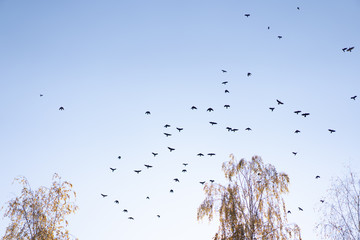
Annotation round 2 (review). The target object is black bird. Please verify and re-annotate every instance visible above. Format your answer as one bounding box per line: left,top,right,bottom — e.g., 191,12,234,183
294,130,300,134
269,107,275,111
40,94,43,97
298,207,303,211
199,181,206,185
225,89,230,93
342,47,348,52
59,107,64,111
144,164,153,169
157,215,160,218
174,178,180,182
297,7,300,10
170,189,174,193
222,81,228,85
123,209,128,213
176,127,183,132
152,152,158,157
351,95,357,100
276,99,284,105
209,180,215,183
191,106,197,110
197,153,204,157
231,128,239,132
134,170,142,174
128,217,134,220
268,26,270,30
278,36,283,39
183,163,188,166
347,47,355,52
294,110,301,114
224,104,230,109
164,133,172,137
245,128,252,131
209,121,217,125
207,108,214,112
320,200,325,203
226,127,232,131
146,196,150,199
292,152,297,156
164,124,171,128
244,14,250,17
328,129,336,133
168,147,175,152
208,153,216,157
316,175,320,179
247,72,252,77
302,113,310,117
114,200,119,204
110,168,116,172
182,169,187,173
221,70,227,73
287,210,291,214
101,194,108,198
145,111,151,115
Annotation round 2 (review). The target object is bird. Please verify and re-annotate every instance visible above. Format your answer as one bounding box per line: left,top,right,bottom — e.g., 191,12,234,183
114,200,119,204
146,196,150,199
287,210,291,214
168,147,175,152
123,209,128,213
292,152,297,156
302,113,310,117
197,153,204,157
134,170,142,174
226,127,232,131
207,108,214,112
40,94,43,97
269,107,275,111
225,89,230,93
276,99,284,105
294,110,301,114
222,81,228,85
59,107,64,111
268,26,270,30
176,127,183,132
347,47,355,52
351,95,357,100
247,72,252,77
199,181,206,185
224,104,230,109
101,194,108,198
328,129,336,133
320,200,325,203
128,217,134,220
244,14,250,17
298,207,303,211
183,163,188,166
170,189,174,193
316,175,321,179
221,70,227,73
110,168,116,172
208,153,215,157
157,215,160,218
145,111,151,115
191,106,197,110
164,133,172,137
182,169,187,173
152,152,158,157
144,164,153,169
164,124,171,128
342,47,348,52
294,130,301,134
245,128,252,131
209,121,217,125
174,178,180,182
209,180,215,183
278,36,283,39
297,7,300,10
231,128,239,132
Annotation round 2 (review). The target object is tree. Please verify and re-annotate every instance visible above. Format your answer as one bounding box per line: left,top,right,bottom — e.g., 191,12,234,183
315,168,360,240
197,155,301,240
1,173,78,240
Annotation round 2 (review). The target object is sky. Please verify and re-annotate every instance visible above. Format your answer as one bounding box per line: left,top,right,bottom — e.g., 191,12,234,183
0,0,359,239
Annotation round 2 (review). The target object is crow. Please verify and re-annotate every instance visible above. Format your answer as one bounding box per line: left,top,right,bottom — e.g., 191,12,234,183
164,133,172,137
199,181,206,185
59,107,64,111
225,89,230,93
146,196,150,199
183,163,188,166
191,106,197,110
176,127,183,132
278,36,283,39
209,121,217,125
157,215,160,218
294,110,301,114
145,111,151,115
118,156,122,160
123,209,128,213
207,108,214,112
287,210,291,214
182,169,187,173
294,130,300,134
351,95,357,100
292,152,297,156
114,200,119,204
174,178,180,182
297,7,300,10
144,164,153,169
222,81,228,85
110,168,116,172
245,128,252,131
269,107,275,111
164,124,171,128
226,127,232,131
342,47,348,52
276,99,284,105
268,26,270,30
231,128,239,132
40,94,43,97
208,153,216,157
128,217,134,220
224,104,230,109
197,153,204,157
222,70,227,73
134,170,141,174
244,14,250,17
328,129,336,133
168,147,175,152
302,113,310,117
320,200,325,203
152,152,158,157
170,189,174,193
209,180,215,183
347,47,355,52
247,72,252,77
315,175,320,179
298,207,303,211
101,194,108,198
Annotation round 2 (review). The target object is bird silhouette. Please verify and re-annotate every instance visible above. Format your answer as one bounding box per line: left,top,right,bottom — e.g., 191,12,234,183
174,178,180,182
164,133,172,137
164,124,171,128
224,104,230,109
297,7,300,10
157,215,160,218
247,72,252,77
294,130,301,134
276,99,284,105
268,26,270,30
176,127,183,132
245,128,252,131
59,107,64,111
222,81,228,85
123,209,128,213
225,89,230,93
221,70,227,73
328,129,336,133
191,106,197,110
144,164,153,169
315,175,320,179
145,111,151,115
114,200,119,204
244,14,250,17
278,36,283,39
101,194,108,198
199,181,206,185
182,169,187,173
40,94,43,97
351,95,357,100
302,113,310,117
287,210,291,214
292,152,297,156
298,207,303,211
226,127,232,131
168,147,175,152
294,110,301,114
183,163,188,166
342,47,348,52
134,170,142,174
269,107,275,111
197,153,204,157
110,168,116,172
320,200,325,203
207,108,214,112
208,153,215,157
209,121,217,125
209,180,215,183
231,128,239,132
347,47,355,52
146,196,150,199
170,189,174,193
152,152,158,157
128,217,134,220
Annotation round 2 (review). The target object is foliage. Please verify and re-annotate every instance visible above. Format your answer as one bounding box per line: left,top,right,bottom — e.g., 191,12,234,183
1,173,78,240
197,155,301,240
315,168,360,240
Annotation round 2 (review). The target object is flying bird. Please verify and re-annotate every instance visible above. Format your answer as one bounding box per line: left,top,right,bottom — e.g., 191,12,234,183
294,130,301,134
347,47,355,52
197,153,204,157
351,95,357,100
182,169,187,173
40,94,43,97
134,170,141,174
287,210,291,214
164,124,171,128
164,133,172,137
298,207,303,211
269,107,275,111
146,196,150,199
224,104,230,109
320,200,325,203
183,163,188,166
342,47,348,52
245,128,252,131
222,81,228,85
315,175,320,179
176,127,183,132
152,152,158,157
276,99,284,105
174,178,180,182
191,106,197,110
59,107,64,111
208,153,216,157
199,181,206,185
170,189,174,193
221,70,227,73
225,89,230,93
209,180,215,183
168,147,175,152
268,26,270,30
110,168,116,172
128,217,134,220
294,110,301,114
302,113,310,117
157,215,160,218
123,209,128,213
244,14,250,17
278,36,283,39
231,128,239,132
328,129,336,133
247,72,252,77
209,121,217,125
226,127,232,131
145,111,151,115
207,108,214,112
144,164,153,169
114,200,119,204
292,152,297,156
101,194,108,198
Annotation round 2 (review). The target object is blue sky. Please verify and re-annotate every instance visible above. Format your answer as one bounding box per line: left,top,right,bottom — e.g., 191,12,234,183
1,0,359,239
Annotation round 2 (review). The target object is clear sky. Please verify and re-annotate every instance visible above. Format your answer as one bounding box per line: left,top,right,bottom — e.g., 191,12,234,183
0,0,359,239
